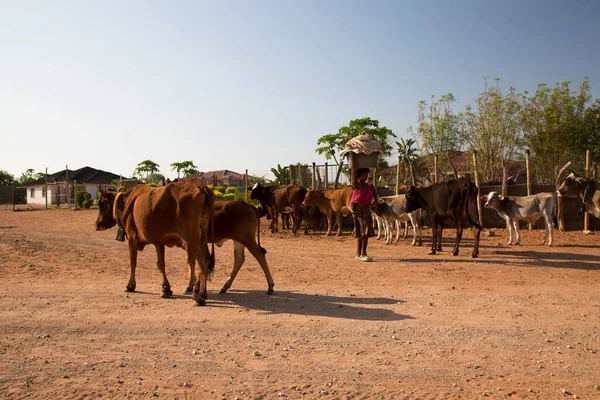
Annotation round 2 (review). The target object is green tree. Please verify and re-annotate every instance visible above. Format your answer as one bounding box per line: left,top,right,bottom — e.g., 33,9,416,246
270,164,287,185
17,169,43,186
582,99,600,168
396,137,419,185
0,170,16,186
170,161,199,179
520,78,591,183
133,160,160,183
315,117,397,166
462,78,523,183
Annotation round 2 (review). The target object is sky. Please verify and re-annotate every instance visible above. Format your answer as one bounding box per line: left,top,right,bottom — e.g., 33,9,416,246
1,0,599,180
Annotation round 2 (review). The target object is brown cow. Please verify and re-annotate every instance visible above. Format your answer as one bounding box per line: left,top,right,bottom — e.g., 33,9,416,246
95,181,215,305
302,187,355,236
250,183,307,234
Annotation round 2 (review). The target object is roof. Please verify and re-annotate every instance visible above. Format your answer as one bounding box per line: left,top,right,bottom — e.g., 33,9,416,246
25,167,122,186
193,170,245,182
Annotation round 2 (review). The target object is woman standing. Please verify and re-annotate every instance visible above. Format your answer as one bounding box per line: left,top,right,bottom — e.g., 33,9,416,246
351,168,377,261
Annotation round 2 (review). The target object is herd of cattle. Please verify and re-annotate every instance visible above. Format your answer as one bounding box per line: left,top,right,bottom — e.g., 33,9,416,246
94,171,599,305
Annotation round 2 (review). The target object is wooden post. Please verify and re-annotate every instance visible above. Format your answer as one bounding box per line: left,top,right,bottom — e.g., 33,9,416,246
311,162,316,190
333,160,343,189
395,156,401,195
244,169,249,202
324,162,329,190
525,150,533,230
288,164,294,185
584,149,591,233
555,161,572,232
45,167,48,210
433,154,438,183
472,151,483,227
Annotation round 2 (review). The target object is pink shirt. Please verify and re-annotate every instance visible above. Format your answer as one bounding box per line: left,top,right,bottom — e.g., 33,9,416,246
351,183,374,206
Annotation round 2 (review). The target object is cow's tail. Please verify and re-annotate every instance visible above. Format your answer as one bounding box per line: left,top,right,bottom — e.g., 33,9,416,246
552,193,559,229
465,183,482,230
204,187,215,275
256,207,267,254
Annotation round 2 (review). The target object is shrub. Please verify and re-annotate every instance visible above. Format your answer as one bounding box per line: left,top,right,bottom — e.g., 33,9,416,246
213,190,224,198
225,186,237,194
222,193,235,200
214,186,226,193
207,184,214,190
82,199,94,209
146,182,158,187
76,190,92,208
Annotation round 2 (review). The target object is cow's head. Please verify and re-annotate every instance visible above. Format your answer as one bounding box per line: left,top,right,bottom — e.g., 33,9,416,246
557,172,586,199
95,189,119,231
302,189,324,206
405,186,427,212
480,191,503,209
250,183,268,201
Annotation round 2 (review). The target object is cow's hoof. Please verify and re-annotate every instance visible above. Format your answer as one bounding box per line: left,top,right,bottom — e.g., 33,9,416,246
452,251,459,256
471,253,479,258
428,250,436,255
161,288,173,298
184,287,193,294
219,287,228,294
194,298,206,306
266,289,274,295
125,285,136,292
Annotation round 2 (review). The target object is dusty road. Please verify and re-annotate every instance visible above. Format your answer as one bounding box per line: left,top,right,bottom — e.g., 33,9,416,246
1,209,599,399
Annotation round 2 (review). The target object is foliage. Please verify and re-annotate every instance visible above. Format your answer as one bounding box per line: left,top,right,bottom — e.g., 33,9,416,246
315,117,397,166
291,163,312,187
222,193,235,200
520,78,591,183
82,199,94,209
0,170,16,186
170,161,199,179
225,187,237,194
17,169,44,186
214,186,226,193
462,78,523,182
213,189,223,197
270,164,287,185
395,137,419,184
76,190,92,208
146,182,158,187
133,160,160,183
145,173,165,186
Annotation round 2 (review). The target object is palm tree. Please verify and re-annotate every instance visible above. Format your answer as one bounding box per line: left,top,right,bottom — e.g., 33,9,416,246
396,138,419,185
270,164,287,185
171,161,199,179
134,160,160,183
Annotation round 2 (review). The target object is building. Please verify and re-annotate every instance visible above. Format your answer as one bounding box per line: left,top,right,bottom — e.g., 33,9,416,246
24,166,122,206
193,170,247,187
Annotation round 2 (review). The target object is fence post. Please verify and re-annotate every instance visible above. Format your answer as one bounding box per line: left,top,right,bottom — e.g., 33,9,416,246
395,156,401,195
525,150,532,230
433,154,438,183
333,160,343,189
245,169,249,202
311,163,316,190
472,151,483,227
584,148,591,233
45,167,48,210
324,162,329,190
288,164,294,185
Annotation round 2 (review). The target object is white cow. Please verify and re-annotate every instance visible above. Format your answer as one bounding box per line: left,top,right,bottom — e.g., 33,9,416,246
373,195,423,246
481,191,556,246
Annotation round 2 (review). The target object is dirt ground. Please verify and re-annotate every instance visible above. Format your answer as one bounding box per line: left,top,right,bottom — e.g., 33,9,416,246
1,209,599,400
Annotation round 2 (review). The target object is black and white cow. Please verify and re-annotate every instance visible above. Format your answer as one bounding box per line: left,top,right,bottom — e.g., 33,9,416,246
557,172,600,219
481,191,556,246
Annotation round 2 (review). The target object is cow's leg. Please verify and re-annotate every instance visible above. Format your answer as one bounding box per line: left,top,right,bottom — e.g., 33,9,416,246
416,215,423,247
547,215,554,246
246,241,275,295
471,223,481,258
336,212,343,236
505,216,514,245
513,220,521,246
429,217,438,255
291,206,301,235
325,212,333,236
374,214,382,240
191,241,211,306
125,239,138,292
220,241,245,294
154,244,172,298
185,250,196,294
401,221,408,240
408,215,418,246
450,207,463,256
436,225,443,251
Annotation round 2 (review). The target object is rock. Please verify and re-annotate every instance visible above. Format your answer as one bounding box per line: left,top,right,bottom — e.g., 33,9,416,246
252,351,262,357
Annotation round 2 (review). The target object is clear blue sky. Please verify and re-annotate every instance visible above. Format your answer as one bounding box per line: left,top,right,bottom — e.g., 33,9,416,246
1,0,598,180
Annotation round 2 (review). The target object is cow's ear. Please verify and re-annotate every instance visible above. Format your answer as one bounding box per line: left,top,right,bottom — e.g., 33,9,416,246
480,195,488,201
575,177,587,184
498,195,504,200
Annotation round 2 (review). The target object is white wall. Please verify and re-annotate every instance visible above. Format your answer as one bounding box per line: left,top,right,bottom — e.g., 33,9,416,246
85,184,100,201
26,186,52,205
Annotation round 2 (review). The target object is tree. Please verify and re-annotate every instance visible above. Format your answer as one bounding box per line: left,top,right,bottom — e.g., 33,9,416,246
315,117,397,166
170,161,199,179
0,170,16,186
133,160,160,183
396,137,419,185
270,164,287,185
462,78,523,183
17,169,43,186
520,78,591,183
410,94,463,179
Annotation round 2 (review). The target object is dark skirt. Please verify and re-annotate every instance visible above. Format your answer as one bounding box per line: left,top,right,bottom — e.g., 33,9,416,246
352,203,375,238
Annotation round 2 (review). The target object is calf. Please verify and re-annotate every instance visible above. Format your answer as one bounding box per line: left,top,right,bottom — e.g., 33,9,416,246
405,178,481,257
557,172,600,218
302,187,354,236
250,183,307,234
373,195,423,246
481,191,556,246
